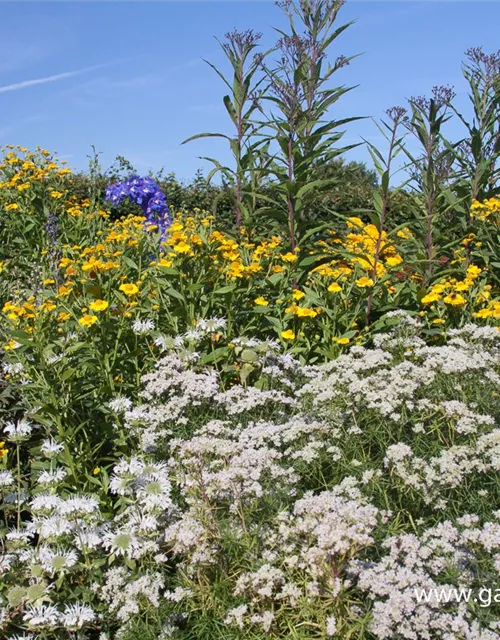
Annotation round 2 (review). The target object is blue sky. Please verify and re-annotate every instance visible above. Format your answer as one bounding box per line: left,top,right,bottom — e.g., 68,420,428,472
1,1,499,181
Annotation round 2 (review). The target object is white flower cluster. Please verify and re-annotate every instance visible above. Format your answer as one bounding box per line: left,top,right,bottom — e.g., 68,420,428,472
352,519,500,639
1,317,500,639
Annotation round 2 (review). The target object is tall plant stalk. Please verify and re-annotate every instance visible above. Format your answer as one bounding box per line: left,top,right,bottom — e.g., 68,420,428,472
404,87,456,284
183,30,267,231
451,47,500,205
258,0,360,250
365,107,408,325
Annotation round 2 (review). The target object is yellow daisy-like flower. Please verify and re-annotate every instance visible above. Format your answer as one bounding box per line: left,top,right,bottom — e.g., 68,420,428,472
328,282,342,293
89,300,109,312
281,252,298,263
466,264,482,279
432,283,447,294
295,307,318,318
385,255,403,267
5,203,19,211
355,276,374,288
57,312,71,322
78,314,98,327
473,308,493,319
254,297,269,306
431,318,446,324
158,258,173,268
454,280,473,292
173,241,191,254
292,289,305,300
333,337,350,345
443,292,466,307
119,283,139,297
477,287,491,303
421,292,441,305
281,329,296,340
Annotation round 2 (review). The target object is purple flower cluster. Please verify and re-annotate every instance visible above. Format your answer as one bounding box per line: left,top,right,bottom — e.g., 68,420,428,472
105,176,171,238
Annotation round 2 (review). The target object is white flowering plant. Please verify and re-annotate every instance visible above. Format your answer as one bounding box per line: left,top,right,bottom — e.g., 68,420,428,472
1,314,500,639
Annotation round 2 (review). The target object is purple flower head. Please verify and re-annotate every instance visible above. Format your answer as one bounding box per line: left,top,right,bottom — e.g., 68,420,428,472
105,175,172,240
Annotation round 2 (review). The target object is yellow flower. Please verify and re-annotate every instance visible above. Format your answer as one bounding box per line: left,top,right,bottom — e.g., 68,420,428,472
254,297,269,306
4,339,20,351
158,258,173,268
93,467,101,475
173,241,191,254
328,282,342,293
56,285,72,298
281,329,296,340
477,286,491,303
385,255,403,267
78,314,98,327
466,264,482,280
294,307,318,318
473,308,493,319
57,312,71,322
355,276,374,288
454,280,472,292
431,283,447,294
421,292,441,305
89,300,109,312
281,252,298,263
59,257,74,269
119,283,139,297
333,337,350,345
443,292,466,307
227,261,244,278
50,190,63,199
346,217,364,229
43,278,55,286
431,318,445,325
292,289,305,300
5,203,19,211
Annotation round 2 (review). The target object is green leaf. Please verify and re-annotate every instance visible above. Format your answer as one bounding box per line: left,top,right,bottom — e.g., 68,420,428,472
60,367,76,382
213,285,236,295
165,287,185,301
